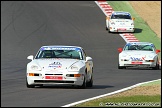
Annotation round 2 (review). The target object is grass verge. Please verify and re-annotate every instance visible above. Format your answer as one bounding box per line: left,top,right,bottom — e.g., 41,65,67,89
74,95,161,107
74,80,161,107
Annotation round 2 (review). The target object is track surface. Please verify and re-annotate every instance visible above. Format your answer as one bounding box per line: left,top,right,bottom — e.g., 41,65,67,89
1,1,161,107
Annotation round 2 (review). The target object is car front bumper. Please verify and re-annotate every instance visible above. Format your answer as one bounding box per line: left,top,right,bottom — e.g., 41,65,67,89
119,61,157,68
109,26,135,32
26,70,85,86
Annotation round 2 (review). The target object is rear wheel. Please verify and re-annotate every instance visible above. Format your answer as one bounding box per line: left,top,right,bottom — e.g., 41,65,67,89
86,74,93,87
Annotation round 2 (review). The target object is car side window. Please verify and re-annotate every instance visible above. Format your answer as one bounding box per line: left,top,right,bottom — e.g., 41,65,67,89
123,45,129,50
82,49,87,60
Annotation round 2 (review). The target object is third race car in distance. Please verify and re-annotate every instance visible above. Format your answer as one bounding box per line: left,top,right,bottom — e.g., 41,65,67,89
106,11,135,33
118,42,161,69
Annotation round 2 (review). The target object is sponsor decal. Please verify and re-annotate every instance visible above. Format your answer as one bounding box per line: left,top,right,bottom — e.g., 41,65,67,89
48,62,62,68
40,47,81,51
130,56,146,61
113,12,130,15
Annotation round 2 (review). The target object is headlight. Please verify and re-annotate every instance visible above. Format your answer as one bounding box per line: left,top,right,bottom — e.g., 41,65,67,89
148,55,154,59
30,65,41,71
121,54,127,57
68,65,79,71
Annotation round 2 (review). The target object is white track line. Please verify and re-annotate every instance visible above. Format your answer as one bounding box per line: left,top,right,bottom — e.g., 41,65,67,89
62,79,161,107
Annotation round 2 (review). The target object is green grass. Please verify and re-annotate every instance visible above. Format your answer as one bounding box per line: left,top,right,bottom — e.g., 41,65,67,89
73,80,161,107
74,95,161,107
140,80,161,86
107,1,161,59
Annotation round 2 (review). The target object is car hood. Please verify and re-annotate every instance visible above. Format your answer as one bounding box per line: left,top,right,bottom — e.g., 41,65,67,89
32,58,84,70
120,51,156,59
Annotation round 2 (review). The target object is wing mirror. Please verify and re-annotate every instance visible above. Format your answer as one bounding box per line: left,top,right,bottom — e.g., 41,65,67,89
86,56,92,61
155,49,160,54
118,48,123,53
27,55,34,60
132,17,135,20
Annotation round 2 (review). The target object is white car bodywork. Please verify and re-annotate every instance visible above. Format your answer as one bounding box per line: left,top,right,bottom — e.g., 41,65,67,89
106,11,135,33
26,45,93,88
118,42,160,69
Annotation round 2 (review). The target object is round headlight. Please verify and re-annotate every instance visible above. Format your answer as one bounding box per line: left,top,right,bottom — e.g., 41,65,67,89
68,65,79,71
31,65,41,70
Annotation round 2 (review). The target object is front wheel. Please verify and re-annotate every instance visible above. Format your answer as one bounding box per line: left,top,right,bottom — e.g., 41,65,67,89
118,63,126,69
26,78,35,88
78,75,86,89
152,60,159,70
106,26,108,30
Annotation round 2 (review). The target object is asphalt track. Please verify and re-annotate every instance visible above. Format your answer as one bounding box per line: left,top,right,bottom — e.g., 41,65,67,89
1,1,161,107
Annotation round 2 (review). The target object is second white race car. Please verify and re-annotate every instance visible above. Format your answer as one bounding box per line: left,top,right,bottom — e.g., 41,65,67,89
118,42,160,69
106,11,135,33
26,45,93,88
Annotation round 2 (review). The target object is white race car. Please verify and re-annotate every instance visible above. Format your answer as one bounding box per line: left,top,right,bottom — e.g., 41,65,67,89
26,45,93,88
106,11,135,33
118,42,160,69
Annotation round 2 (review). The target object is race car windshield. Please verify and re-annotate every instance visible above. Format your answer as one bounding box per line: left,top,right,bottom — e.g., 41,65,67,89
35,50,83,60
111,14,131,19
124,45,154,51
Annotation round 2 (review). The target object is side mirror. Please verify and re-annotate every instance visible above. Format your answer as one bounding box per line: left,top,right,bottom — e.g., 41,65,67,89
118,48,123,53
132,17,135,20
86,56,92,61
27,55,34,60
155,49,160,54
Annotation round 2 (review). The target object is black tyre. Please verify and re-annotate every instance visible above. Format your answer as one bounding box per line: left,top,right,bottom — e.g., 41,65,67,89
152,61,159,70
86,75,93,87
108,29,111,33
78,75,86,89
106,26,108,30
118,63,126,69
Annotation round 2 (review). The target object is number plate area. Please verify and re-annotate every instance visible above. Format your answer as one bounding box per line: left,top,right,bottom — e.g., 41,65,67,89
118,28,126,30
45,76,63,80
131,61,143,64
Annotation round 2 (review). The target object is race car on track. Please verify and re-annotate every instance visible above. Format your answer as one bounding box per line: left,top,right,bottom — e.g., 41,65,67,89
118,42,160,69
106,11,135,33
26,45,93,88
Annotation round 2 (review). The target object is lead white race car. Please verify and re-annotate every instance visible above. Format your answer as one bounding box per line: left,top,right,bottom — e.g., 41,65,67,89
118,42,160,69
26,45,93,88
106,11,135,33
